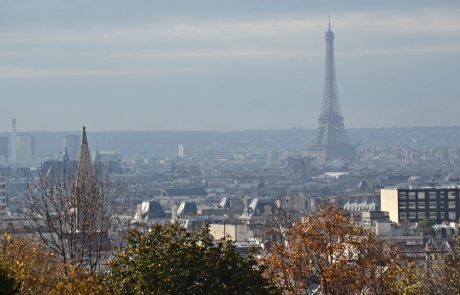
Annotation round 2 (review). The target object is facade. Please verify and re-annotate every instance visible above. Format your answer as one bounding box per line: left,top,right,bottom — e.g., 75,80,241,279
95,151,122,162
0,175,5,214
307,21,355,162
0,137,9,163
15,135,36,163
209,223,251,241
361,211,392,236
134,200,167,222
381,187,460,223
178,144,184,158
64,135,81,160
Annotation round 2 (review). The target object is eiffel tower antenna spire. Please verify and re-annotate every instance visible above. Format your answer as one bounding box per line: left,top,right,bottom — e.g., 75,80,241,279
307,22,355,162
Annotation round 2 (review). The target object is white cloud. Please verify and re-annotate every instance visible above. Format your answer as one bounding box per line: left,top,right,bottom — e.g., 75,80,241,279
0,66,210,78
0,7,459,77
2,8,460,45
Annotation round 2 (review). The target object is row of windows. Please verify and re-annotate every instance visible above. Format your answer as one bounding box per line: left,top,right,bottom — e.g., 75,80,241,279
399,191,457,201
400,211,456,220
399,201,456,209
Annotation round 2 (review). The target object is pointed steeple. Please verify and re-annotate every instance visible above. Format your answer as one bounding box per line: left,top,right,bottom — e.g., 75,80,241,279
82,126,88,145
76,126,93,184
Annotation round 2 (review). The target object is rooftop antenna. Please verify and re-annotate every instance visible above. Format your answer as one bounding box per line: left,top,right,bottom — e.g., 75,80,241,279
328,16,331,30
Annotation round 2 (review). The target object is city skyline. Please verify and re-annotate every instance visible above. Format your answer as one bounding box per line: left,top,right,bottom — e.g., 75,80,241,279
1,1,460,132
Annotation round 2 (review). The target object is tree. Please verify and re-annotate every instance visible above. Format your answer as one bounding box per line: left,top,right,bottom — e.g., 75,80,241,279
263,204,424,294
419,235,460,295
25,166,115,272
0,262,19,295
0,234,107,294
105,223,278,295
23,127,121,272
443,236,460,293
416,218,436,236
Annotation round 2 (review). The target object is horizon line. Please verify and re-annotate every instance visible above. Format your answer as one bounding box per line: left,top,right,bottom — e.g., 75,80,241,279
0,125,459,134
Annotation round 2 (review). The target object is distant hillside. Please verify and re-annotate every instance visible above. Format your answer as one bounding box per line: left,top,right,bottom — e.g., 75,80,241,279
0,126,459,159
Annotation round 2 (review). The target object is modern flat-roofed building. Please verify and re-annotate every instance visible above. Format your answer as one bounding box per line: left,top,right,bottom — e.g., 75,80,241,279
0,137,8,163
381,187,460,224
15,135,36,163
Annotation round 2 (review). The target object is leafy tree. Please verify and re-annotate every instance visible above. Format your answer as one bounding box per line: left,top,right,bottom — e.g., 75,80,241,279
105,223,278,295
420,235,460,295
416,218,436,236
443,236,460,293
0,234,107,294
0,262,19,295
263,204,424,294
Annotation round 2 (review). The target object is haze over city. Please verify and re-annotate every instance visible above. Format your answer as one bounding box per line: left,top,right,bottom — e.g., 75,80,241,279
3,1,460,294
1,0,459,131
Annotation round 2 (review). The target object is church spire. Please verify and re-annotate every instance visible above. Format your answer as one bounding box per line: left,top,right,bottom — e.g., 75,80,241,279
82,126,88,145
76,126,93,184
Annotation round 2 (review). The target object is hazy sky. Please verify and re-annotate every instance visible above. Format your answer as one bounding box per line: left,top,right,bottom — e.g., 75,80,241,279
1,0,459,131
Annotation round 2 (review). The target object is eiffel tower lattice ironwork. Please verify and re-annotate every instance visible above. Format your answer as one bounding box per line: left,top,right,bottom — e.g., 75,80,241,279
307,20,355,162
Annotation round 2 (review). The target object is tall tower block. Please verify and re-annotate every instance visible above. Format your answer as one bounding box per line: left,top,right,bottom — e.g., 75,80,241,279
307,21,355,162
11,118,16,163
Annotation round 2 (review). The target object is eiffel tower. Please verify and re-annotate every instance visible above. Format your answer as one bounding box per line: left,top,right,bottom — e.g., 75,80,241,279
307,20,355,162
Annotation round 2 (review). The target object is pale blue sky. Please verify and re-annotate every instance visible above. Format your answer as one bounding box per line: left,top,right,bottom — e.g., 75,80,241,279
0,0,459,131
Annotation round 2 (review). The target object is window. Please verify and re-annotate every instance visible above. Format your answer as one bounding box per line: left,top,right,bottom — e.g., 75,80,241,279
399,192,407,200
409,192,416,200
409,202,416,209
429,212,437,219
429,192,437,200
429,202,437,209
441,212,445,219
418,212,426,219
418,192,425,200
399,202,407,209
440,202,445,209
418,202,425,209
449,191,456,199
449,201,456,209
409,212,416,219
400,212,407,219
449,212,456,220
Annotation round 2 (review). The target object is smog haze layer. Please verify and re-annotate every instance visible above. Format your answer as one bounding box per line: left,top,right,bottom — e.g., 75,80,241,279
1,0,459,131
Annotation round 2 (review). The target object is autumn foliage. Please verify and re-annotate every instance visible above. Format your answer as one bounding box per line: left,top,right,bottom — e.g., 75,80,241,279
263,204,424,295
0,234,106,295
2,205,460,294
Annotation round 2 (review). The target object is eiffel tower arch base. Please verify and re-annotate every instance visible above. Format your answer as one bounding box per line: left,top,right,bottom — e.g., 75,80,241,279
306,144,355,163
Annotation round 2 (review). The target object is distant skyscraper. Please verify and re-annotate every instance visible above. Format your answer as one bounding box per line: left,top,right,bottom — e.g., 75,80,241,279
11,118,16,162
307,20,355,162
15,135,36,163
0,137,9,163
178,144,184,158
64,135,81,160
